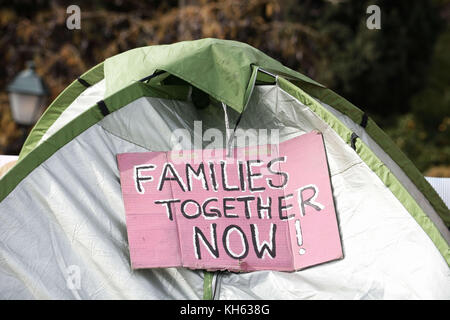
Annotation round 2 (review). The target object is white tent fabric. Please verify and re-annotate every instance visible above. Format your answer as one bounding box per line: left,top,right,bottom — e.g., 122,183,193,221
425,177,450,209
217,86,450,299
0,125,204,299
38,79,106,147
0,84,448,299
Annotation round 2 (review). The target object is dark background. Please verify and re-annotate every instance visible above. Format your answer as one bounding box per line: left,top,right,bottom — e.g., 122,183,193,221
0,0,448,175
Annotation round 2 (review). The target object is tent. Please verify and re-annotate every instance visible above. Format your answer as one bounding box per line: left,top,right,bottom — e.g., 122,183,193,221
0,38,449,299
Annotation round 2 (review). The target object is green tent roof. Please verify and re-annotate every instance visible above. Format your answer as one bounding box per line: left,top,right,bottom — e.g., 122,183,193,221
104,38,324,113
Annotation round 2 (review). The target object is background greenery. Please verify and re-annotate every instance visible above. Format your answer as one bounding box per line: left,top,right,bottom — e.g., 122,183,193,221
0,0,448,175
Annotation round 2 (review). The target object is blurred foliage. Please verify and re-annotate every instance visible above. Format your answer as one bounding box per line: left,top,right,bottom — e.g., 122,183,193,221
385,114,449,174
0,0,448,174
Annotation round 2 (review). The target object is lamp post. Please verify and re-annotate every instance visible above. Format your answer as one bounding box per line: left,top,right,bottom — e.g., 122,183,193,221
6,61,48,154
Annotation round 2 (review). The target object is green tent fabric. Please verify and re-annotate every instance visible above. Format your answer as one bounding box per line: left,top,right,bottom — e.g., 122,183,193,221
103,38,324,112
1,39,449,300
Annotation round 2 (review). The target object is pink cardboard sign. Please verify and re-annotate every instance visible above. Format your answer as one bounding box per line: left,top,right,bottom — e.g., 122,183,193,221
117,132,343,272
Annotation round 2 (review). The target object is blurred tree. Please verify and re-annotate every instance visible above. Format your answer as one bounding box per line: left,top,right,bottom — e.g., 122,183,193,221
411,28,450,131
310,0,440,117
385,114,449,173
0,0,447,175
403,26,450,173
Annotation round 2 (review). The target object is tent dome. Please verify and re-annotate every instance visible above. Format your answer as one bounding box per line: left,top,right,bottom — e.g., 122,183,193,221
1,39,449,299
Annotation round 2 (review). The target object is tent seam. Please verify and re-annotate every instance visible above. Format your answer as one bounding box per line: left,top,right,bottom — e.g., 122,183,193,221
98,125,153,151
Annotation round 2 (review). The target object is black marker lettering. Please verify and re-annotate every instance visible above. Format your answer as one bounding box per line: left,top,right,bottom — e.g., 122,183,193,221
246,160,265,192
134,165,156,194
278,194,294,220
257,196,272,219
186,163,209,191
154,199,180,221
238,161,246,191
222,225,249,260
180,199,202,219
223,197,238,218
250,223,277,259
267,156,289,189
202,197,221,219
297,184,325,216
158,162,186,192
193,224,219,259
236,196,255,219
220,161,239,191
208,161,219,192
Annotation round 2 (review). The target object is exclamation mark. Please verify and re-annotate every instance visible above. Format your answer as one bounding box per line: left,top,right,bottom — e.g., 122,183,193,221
295,219,306,255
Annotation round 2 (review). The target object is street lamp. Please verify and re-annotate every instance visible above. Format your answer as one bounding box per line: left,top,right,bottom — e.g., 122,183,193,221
7,61,48,126
4,61,48,155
